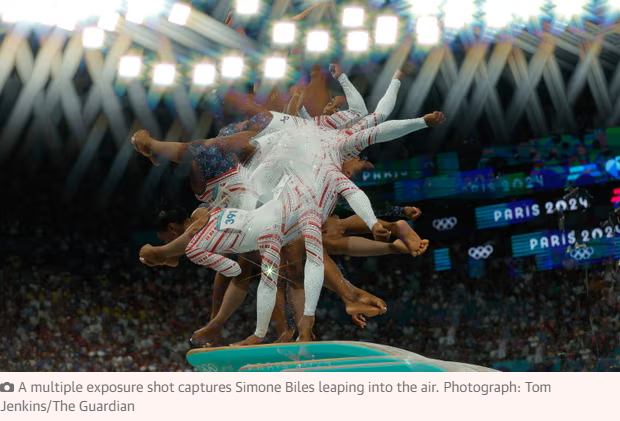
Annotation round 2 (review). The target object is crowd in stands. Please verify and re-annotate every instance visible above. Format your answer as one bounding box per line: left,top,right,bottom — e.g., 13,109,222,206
2,204,619,371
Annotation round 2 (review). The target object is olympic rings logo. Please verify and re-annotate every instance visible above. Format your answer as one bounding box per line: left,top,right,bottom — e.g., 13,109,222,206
569,247,594,261
468,245,494,260
432,217,458,231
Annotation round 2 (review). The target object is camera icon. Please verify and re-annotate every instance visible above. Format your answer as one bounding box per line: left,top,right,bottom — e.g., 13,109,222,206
0,382,14,392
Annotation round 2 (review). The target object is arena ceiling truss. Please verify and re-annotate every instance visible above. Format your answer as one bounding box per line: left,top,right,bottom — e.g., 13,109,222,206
0,0,619,205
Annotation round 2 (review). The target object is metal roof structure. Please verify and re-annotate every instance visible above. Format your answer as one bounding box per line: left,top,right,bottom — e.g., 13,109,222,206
0,1,619,205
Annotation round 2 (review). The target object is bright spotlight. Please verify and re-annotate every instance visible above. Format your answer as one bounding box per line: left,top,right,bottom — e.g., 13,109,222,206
416,16,441,45
409,0,442,16
55,0,91,29
306,30,330,52
375,15,398,45
609,0,620,12
82,27,106,49
1,4,29,23
126,0,165,23
272,21,296,44
443,0,476,29
98,12,120,31
346,30,369,52
118,56,143,78
514,0,545,20
57,17,77,31
168,3,191,25
153,64,176,86
221,56,244,78
264,57,287,79
342,6,364,27
485,0,513,28
554,0,587,19
193,64,216,86
235,0,259,15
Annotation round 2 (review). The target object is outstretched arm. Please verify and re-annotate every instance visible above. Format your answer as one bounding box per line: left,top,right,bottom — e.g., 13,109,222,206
332,66,367,116
373,71,404,120
314,67,368,129
340,111,446,160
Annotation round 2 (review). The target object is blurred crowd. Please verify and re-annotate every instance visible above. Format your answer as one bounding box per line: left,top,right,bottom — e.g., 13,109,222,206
2,204,619,371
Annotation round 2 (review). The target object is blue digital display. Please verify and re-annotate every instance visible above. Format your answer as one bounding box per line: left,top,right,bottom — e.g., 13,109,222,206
475,199,539,229
511,227,620,258
534,238,620,270
394,169,539,203
475,197,590,229
433,248,451,271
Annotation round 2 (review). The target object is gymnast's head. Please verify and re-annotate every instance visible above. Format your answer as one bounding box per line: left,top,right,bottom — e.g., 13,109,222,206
342,156,374,178
156,207,188,244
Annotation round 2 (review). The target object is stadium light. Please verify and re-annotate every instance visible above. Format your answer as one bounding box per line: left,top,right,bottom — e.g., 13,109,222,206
609,0,620,12
57,16,77,31
514,0,545,20
193,64,216,86
264,57,287,79
221,56,244,78
98,12,120,31
409,0,441,16
118,56,143,78
443,0,476,29
153,64,176,86
342,6,364,27
82,27,105,48
0,4,27,23
126,0,165,23
306,30,330,52
416,16,441,45
485,0,513,28
554,0,588,19
346,30,369,52
235,0,259,15
272,21,296,44
168,3,191,25
375,15,398,45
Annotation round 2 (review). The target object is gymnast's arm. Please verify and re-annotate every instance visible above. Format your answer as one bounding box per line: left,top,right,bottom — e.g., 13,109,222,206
338,112,448,160
331,65,367,116
314,70,368,129
333,173,391,241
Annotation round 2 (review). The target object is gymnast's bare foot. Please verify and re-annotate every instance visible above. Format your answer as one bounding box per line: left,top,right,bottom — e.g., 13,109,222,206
390,239,410,255
352,314,368,329
131,130,159,166
395,220,429,257
352,287,387,314
418,239,430,256
274,327,296,343
190,323,224,348
296,316,316,342
231,334,264,347
345,302,385,318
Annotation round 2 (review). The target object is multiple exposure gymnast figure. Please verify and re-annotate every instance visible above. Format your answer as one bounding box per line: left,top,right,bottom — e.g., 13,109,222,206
134,54,445,345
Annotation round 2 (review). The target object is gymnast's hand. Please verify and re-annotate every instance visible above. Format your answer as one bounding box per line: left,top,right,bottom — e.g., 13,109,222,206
329,63,342,79
403,206,422,221
372,222,391,242
139,244,166,267
423,111,447,128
